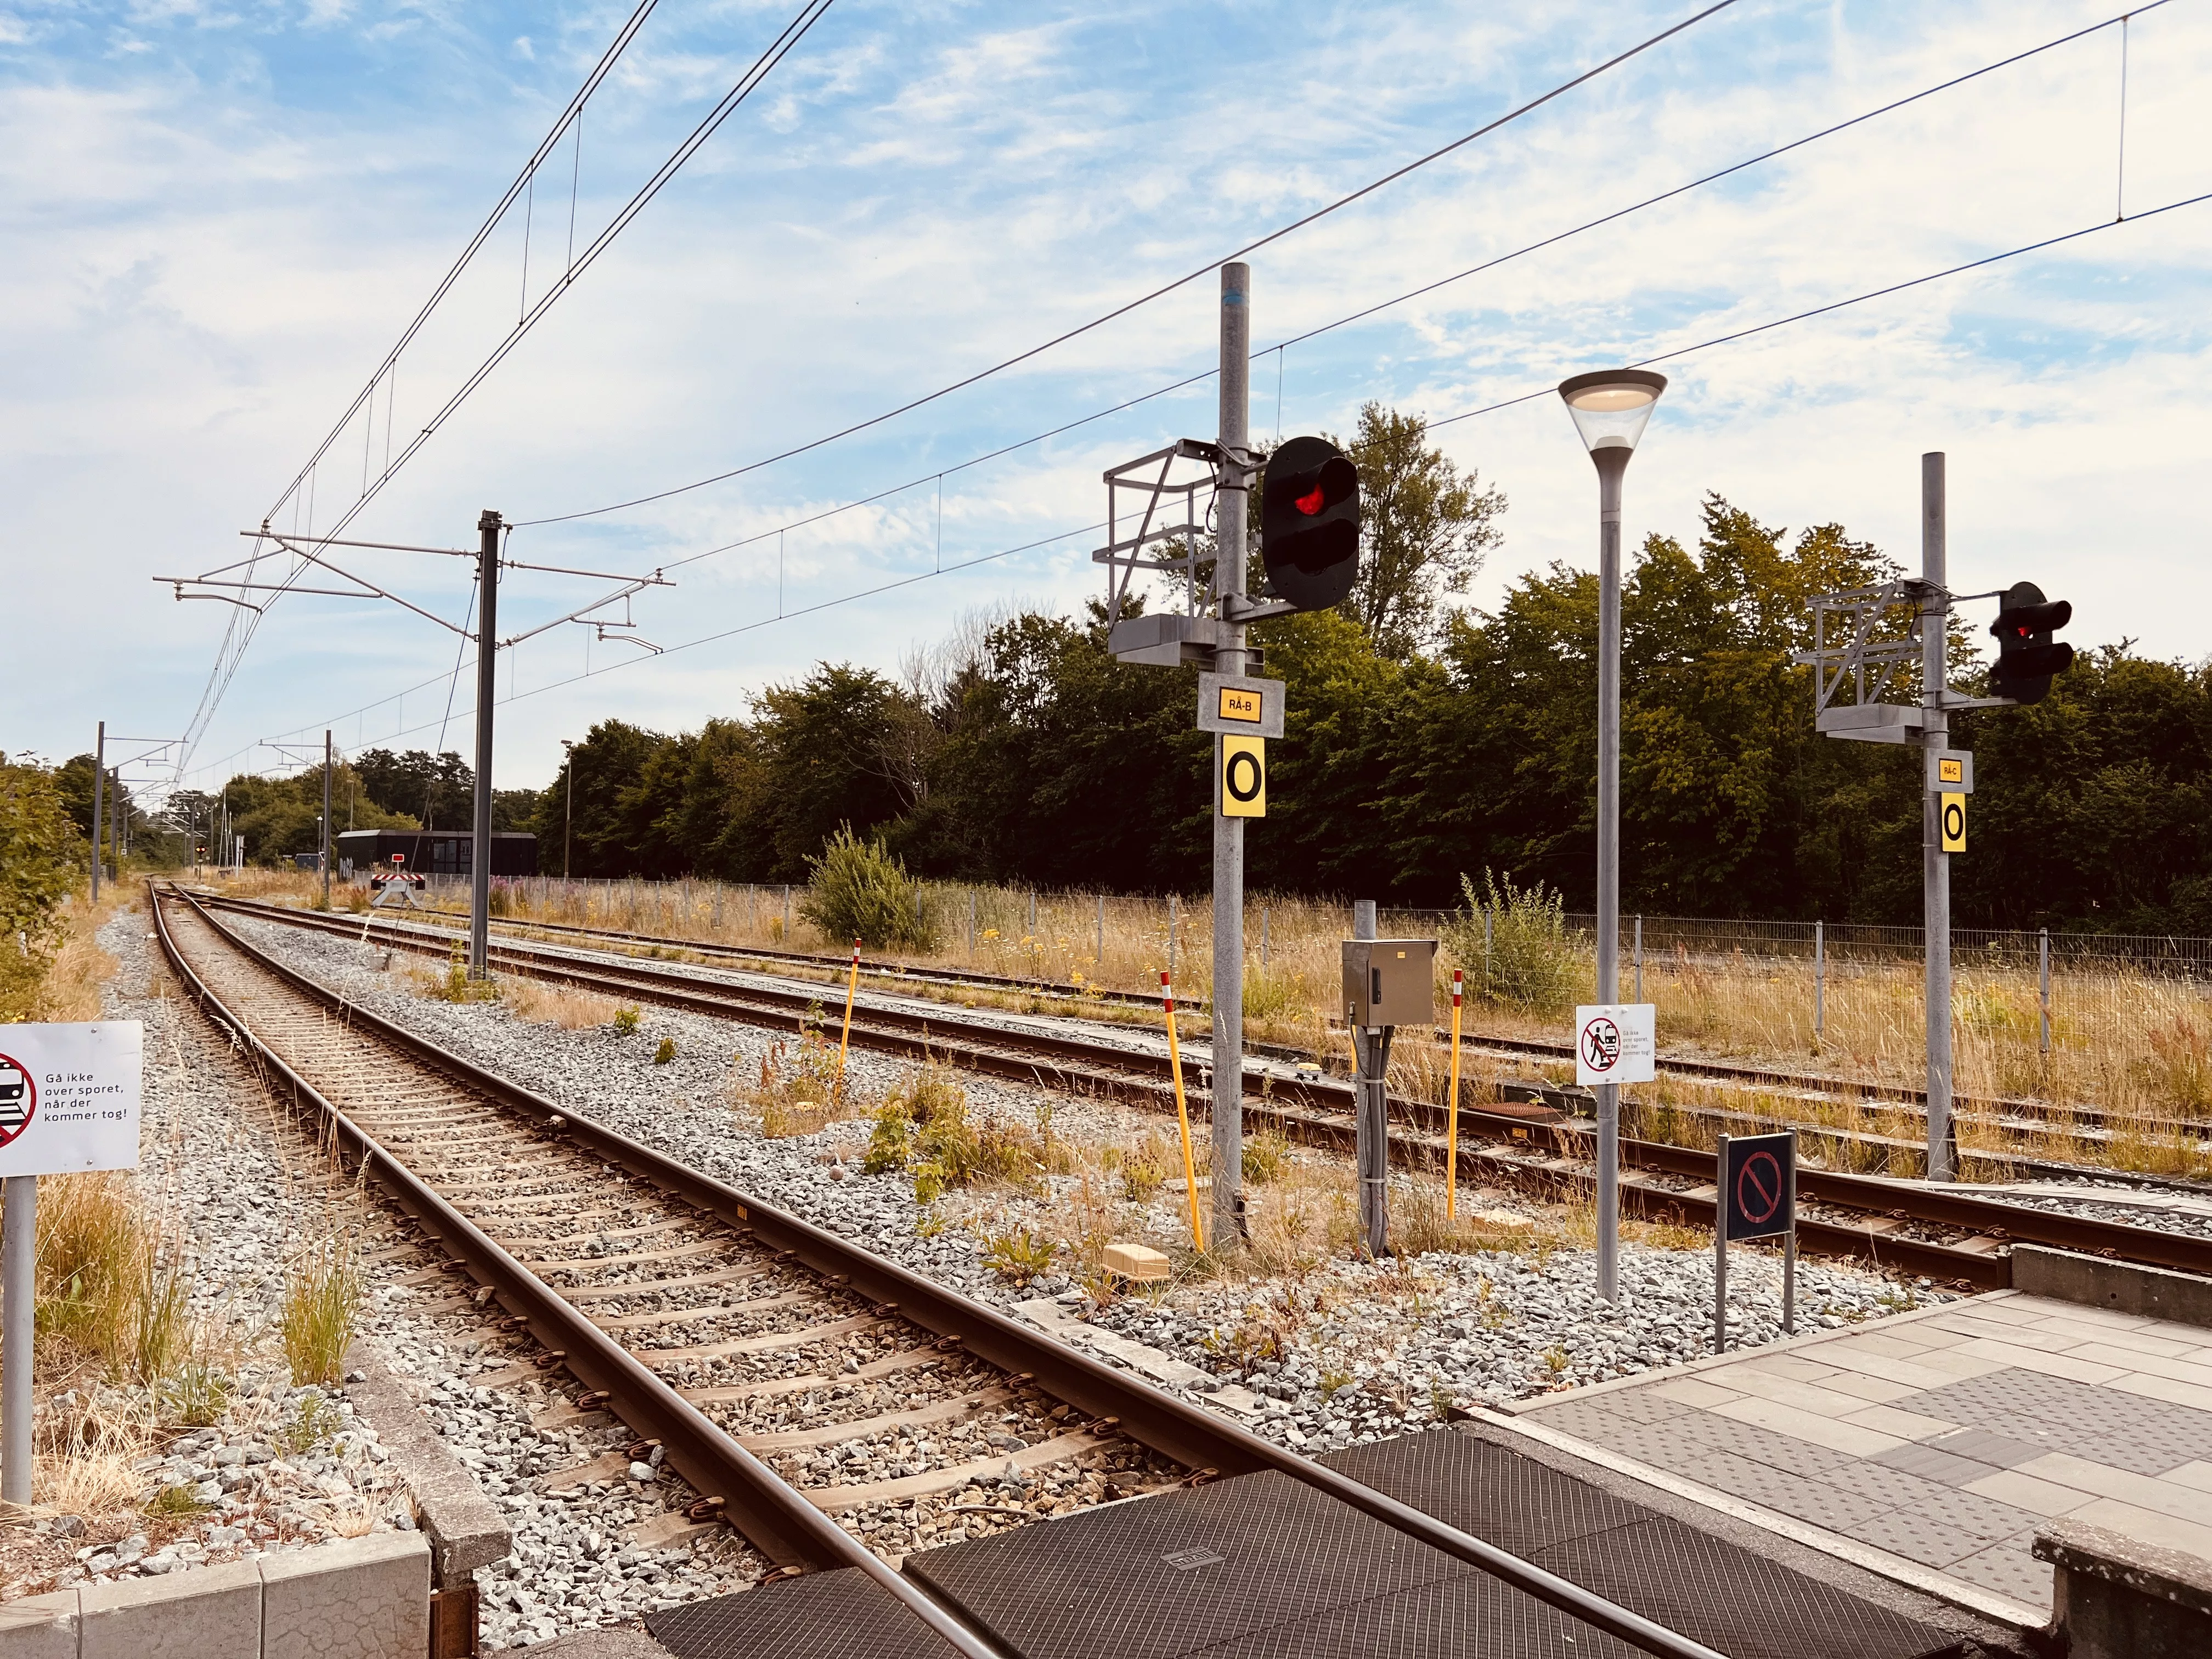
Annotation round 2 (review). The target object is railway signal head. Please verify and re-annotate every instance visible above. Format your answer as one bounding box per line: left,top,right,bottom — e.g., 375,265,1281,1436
1260,435,1360,612
1989,581,2075,706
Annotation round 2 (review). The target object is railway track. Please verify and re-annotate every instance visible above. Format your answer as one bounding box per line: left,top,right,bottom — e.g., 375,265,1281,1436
153,883,1730,1659
193,888,2212,1289
201,888,2208,1173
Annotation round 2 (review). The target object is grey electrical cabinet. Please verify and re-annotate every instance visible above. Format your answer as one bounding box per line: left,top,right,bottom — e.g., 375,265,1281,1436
1342,939,1438,1028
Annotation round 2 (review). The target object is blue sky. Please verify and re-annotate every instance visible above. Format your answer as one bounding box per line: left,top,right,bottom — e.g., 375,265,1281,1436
5,0,2209,797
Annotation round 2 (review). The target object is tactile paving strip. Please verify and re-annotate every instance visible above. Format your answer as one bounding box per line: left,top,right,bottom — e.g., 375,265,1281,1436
1901,1368,2212,1477
1320,1430,1965,1659
644,1567,960,1658
904,1468,1636,1659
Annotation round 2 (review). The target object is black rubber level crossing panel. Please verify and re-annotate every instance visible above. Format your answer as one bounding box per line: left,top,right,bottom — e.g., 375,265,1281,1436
904,1467,1639,1658
644,1566,961,1659
1321,1431,1965,1659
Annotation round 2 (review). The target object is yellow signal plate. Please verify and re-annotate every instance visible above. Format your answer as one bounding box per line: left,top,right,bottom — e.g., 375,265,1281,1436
1940,792,1966,853
1221,736,1266,818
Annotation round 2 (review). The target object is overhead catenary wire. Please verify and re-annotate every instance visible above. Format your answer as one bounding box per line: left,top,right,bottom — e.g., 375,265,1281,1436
213,187,2212,776
178,0,834,776
574,1,2174,594
519,0,1745,528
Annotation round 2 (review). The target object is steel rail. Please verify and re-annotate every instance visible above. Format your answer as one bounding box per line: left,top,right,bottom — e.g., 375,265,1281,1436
150,886,1007,1659
162,883,1727,1659
198,893,2040,1286
214,892,2212,1160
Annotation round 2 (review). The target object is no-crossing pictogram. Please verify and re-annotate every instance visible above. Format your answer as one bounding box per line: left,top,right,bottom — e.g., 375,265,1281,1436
1736,1150,1784,1227
0,1053,35,1149
1581,1017,1621,1073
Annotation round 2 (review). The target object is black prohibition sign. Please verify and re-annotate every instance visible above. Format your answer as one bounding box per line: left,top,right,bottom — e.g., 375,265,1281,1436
1224,748,1264,803
1736,1150,1785,1228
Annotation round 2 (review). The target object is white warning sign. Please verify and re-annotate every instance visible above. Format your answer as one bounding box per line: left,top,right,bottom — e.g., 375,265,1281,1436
0,1023,143,1177
1574,1004,1656,1087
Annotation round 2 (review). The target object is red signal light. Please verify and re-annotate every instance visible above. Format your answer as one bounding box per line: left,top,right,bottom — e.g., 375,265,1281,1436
1294,484,1324,515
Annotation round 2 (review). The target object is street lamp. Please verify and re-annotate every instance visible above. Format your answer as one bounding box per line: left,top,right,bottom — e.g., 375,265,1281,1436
1558,366,1666,1305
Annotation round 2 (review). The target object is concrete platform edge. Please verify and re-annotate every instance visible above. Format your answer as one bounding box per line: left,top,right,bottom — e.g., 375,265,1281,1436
1468,1405,2050,1635
1491,1291,2018,1416
343,1334,514,1580
2011,1245,2212,1331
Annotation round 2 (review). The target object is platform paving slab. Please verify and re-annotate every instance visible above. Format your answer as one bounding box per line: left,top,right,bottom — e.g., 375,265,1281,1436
260,1531,431,1659
1506,1290,2212,1623
77,1554,264,1659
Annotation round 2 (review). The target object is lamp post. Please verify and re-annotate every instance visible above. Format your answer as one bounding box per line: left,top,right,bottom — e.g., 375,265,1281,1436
1557,366,1667,1305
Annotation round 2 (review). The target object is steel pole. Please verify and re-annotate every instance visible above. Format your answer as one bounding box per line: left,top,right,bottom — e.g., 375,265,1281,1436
1921,454,1955,1181
89,721,105,901
1353,899,1389,1256
1593,444,1630,1301
470,510,502,980
321,730,332,910
1210,261,1251,1249
2,1175,35,1504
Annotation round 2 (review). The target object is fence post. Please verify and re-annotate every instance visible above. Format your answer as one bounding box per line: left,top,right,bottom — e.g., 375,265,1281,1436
968,890,977,956
2039,927,2051,1056
1096,894,1104,964
1168,894,1177,983
1814,920,1825,1050
782,884,790,940
1633,915,1643,1003
1028,891,1036,934
1261,905,1270,968
1483,907,1494,994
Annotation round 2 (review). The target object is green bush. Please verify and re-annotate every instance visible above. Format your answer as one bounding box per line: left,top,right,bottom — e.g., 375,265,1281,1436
1445,869,1588,1017
799,826,936,951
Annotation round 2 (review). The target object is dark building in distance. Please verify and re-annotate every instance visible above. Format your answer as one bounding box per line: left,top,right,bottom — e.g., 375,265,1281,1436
335,830,538,878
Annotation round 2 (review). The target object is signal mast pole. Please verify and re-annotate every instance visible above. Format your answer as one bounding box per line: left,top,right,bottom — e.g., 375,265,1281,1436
1921,455,1955,1181
1210,263,1250,1248
470,511,501,979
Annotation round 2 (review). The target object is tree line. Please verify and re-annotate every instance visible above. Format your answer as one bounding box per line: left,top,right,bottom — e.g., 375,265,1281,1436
173,404,2194,933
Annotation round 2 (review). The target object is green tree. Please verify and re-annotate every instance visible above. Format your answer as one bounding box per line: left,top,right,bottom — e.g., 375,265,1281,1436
1338,404,1505,659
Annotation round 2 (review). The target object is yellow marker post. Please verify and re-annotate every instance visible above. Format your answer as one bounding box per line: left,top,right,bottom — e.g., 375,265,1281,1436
1447,968,1464,1220
837,937,862,1077
1161,972,1207,1251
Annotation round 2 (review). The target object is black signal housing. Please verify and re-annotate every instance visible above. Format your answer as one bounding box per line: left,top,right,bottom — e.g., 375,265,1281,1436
1260,436,1361,612
1989,580,2075,706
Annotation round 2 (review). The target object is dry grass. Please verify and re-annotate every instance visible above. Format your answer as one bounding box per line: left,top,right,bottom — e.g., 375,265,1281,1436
744,1032,870,1137
281,1232,363,1389
233,868,2212,1173
503,977,622,1029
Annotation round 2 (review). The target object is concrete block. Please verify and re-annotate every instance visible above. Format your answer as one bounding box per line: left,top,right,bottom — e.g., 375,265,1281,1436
2012,1246,2212,1331
0,1588,80,1659
343,1336,512,1579
2038,1517,2212,1659
1102,1242,1170,1282
78,1556,261,1659
260,1532,430,1659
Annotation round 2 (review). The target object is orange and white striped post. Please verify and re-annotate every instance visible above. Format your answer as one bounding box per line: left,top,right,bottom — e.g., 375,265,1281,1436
1447,968,1464,1220
1161,971,1207,1251
837,937,862,1079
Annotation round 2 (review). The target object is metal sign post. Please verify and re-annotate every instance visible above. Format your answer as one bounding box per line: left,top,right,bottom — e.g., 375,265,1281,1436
1715,1129,1797,1355
0,1022,145,1504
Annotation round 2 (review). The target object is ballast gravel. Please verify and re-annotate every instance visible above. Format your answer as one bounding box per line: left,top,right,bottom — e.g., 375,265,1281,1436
66,905,762,1646
225,907,1951,1438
